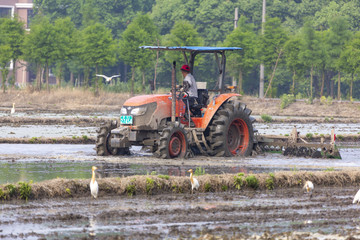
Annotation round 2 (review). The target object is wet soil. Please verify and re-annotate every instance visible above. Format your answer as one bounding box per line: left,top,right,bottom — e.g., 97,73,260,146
2,187,360,239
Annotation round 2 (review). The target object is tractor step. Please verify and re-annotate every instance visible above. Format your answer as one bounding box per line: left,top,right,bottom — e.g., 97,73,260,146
190,130,211,156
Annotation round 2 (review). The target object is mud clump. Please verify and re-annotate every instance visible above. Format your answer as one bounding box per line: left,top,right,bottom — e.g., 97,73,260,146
2,170,360,201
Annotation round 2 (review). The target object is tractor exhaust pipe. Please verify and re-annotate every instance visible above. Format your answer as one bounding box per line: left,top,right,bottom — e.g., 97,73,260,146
171,61,176,122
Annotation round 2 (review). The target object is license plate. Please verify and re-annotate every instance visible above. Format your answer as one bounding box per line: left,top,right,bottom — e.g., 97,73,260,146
120,115,133,124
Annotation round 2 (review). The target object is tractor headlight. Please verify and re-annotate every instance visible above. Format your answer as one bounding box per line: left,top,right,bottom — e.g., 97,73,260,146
120,107,127,115
130,106,147,116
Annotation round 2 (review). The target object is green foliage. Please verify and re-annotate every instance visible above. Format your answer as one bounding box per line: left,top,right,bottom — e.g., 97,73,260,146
82,135,88,140
337,134,344,141
266,173,275,190
204,182,212,192
29,137,38,143
306,133,313,139
150,171,157,175
221,185,228,191
65,188,71,195
245,175,259,190
324,167,335,172
194,167,206,176
18,181,32,201
0,188,5,200
5,184,16,197
158,175,170,180
146,177,155,195
261,114,273,123
126,184,136,196
280,94,295,109
233,174,244,190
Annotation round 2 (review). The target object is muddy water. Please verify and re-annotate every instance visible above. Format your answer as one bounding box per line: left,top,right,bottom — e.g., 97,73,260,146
1,187,360,239
0,122,357,139
254,122,360,135
0,144,359,184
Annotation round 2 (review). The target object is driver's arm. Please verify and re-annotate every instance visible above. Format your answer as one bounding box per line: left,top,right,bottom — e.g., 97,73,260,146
183,81,191,92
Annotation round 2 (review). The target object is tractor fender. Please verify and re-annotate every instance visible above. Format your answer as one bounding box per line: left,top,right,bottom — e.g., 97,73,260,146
200,93,241,129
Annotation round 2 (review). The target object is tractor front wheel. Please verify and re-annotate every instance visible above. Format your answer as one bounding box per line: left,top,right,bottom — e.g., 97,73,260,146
155,122,188,159
96,121,130,156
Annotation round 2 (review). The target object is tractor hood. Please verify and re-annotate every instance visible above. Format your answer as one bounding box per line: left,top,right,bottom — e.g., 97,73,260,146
123,94,171,107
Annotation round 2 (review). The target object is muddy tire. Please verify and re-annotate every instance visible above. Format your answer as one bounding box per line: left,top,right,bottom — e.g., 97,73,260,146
155,121,188,159
96,121,130,156
206,100,254,157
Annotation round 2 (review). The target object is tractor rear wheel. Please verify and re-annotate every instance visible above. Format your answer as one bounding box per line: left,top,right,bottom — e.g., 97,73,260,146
206,100,254,157
96,121,130,156
155,122,188,159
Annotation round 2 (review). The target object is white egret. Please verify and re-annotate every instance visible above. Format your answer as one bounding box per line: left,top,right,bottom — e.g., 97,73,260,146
96,74,121,82
10,103,15,115
303,181,314,193
90,166,99,199
353,189,360,204
187,169,199,194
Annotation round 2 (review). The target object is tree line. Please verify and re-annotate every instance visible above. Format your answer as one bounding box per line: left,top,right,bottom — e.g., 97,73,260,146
1,0,360,100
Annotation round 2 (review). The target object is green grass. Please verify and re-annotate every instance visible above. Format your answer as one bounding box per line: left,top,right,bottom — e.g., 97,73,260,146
245,175,259,190
261,114,273,123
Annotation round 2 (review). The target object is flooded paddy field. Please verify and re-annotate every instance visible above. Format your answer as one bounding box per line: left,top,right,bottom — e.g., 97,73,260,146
0,144,359,184
2,187,360,239
1,109,360,239
0,122,358,139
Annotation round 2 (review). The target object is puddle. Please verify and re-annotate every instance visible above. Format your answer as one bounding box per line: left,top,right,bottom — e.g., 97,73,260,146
0,125,97,138
0,144,359,184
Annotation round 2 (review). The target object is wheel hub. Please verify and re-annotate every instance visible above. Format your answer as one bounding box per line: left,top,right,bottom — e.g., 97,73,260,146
227,119,249,155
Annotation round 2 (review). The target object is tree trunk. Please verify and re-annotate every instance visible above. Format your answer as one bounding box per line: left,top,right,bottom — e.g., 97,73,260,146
264,50,282,98
1,68,9,93
12,59,16,87
154,40,159,92
142,71,145,93
292,70,296,95
70,72,74,87
337,71,341,100
36,65,41,91
45,63,49,92
320,70,325,97
330,78,334,98
350,72,353,101
310,65,313,99
95,64,99,97
237,68,243,94
131,67,135,96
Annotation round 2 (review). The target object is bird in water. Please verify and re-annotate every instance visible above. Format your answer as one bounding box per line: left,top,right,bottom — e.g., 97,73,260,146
303,180,314,198
90,166,99,199
10,103,15,115
96,74,121,82
187,169,199,194
353,189,360,204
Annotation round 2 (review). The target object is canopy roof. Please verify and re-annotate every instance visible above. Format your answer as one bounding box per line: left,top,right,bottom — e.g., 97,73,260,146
140,46,242,53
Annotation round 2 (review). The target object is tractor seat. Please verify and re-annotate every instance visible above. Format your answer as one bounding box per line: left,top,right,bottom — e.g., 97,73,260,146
190,89,209,117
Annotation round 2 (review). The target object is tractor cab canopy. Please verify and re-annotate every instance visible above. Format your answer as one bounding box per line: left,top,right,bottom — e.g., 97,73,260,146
140,46,242,93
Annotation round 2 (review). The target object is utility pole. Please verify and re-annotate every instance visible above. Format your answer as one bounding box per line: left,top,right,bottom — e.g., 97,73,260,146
259,0,266,98
232,7,238,87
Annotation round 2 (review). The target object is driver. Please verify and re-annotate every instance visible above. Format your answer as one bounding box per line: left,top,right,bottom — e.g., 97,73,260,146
180,64,198,119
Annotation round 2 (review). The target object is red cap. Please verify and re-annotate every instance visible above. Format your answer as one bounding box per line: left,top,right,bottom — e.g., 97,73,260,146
180,64,190,72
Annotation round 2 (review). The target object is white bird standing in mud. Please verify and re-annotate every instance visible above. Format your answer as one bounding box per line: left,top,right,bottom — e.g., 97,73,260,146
90,166,99,199
96,74,120,82
187,169,199,194
303,181,314,196
10,103,15,115
353,189,360,204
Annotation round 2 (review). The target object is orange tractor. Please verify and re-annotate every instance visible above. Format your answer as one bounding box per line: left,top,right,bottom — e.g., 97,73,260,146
96,46,256,158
